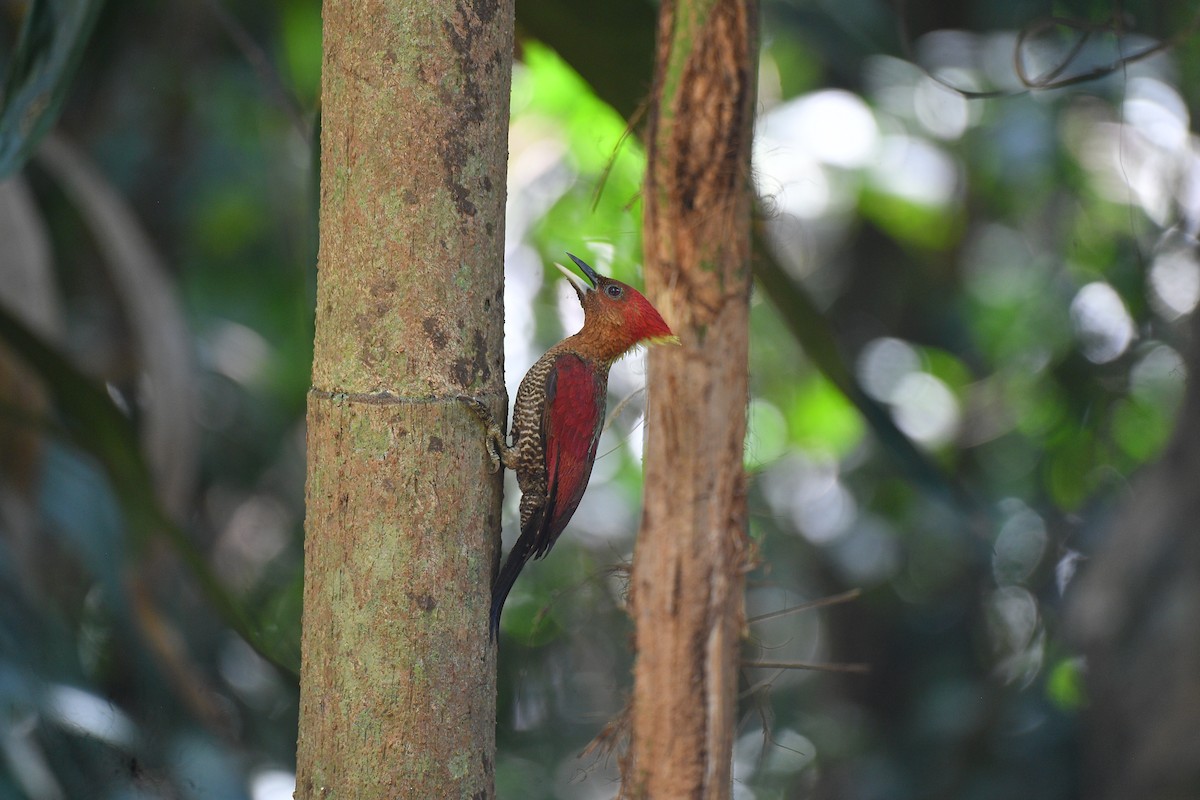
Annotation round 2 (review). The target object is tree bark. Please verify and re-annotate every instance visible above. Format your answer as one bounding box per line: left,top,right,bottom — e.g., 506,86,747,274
626,0,757,797
295,1,512,797
1067,309,1200,800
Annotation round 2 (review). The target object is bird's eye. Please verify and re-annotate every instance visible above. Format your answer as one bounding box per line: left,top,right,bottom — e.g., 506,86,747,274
606,285,623,299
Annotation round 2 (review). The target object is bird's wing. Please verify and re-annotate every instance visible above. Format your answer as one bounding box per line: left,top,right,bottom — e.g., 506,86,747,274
534,352,605,559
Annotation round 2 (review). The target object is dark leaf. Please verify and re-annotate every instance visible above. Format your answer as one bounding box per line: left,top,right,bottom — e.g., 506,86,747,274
0,303,298,679
0,0,105,178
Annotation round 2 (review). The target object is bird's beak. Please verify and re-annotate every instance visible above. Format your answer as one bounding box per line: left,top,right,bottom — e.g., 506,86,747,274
556,252,598,298
566,253,602,288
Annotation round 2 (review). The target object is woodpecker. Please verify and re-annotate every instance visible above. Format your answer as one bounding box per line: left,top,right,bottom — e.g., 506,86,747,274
463,253,677,639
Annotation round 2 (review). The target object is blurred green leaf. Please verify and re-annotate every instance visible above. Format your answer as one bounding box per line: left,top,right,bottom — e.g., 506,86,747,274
496,545,601,645
859,188,965,251
194,184,263,258
1046,657,1086,710
521,43,646,277
746,397,789,469
281,1,322,103
498,591,563,647
534,182,643,280
763,35,822,98
1044,429,1102,510
523,41,640,175
923,348,972,395
1111,396,1171,463
0,0,104,178
1010,375,1068,438
515,0,655,121
787,374,864,457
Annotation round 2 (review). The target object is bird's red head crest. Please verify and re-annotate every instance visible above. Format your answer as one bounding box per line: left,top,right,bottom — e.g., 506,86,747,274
556,253,679,362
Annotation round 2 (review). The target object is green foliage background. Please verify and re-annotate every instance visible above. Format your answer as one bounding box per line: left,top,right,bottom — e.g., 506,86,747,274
0,0,1196,798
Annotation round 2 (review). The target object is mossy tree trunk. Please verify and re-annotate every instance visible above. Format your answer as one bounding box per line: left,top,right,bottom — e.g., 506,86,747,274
626,0,757,797
295,1,513,797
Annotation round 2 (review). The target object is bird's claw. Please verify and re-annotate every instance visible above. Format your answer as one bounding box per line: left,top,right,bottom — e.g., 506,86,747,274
457,395,504,473
484,439,502,473
456,394,491,423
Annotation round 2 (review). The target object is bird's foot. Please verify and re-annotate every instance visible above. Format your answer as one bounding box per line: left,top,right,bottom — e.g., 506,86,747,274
457,395,506,474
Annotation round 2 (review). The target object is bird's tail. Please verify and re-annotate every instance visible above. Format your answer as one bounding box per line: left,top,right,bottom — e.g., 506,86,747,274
489,533,535,640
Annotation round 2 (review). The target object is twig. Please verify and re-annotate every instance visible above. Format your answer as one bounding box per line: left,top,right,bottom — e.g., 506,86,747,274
747,588,862,625
742,659,870,675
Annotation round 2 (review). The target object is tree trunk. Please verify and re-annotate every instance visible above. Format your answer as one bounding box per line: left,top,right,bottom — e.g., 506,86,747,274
1067,308,1200,800
626,0,757,797
295,1,512,797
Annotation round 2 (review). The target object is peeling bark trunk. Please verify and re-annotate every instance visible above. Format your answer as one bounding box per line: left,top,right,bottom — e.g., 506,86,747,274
295,1,512,797
626,0,757,797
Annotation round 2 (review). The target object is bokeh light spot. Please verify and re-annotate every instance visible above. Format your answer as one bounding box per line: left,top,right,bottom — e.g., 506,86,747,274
891,371,960,446
992,503,1048,585
858,337,920,402
869,135,958,207
1070,282,1135,363
1149,247,1200,319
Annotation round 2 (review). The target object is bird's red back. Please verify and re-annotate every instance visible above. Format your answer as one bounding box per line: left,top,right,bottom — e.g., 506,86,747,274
537,353,606,555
